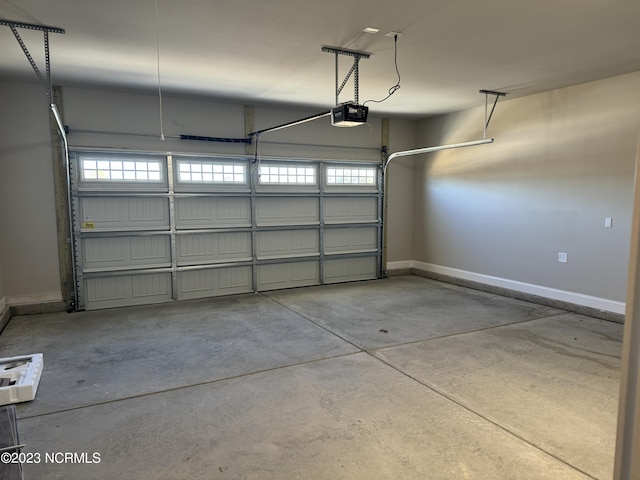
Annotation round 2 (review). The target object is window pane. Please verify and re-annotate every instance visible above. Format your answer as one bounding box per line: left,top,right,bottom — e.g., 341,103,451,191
258,165,316,185
326,166,376,186
177,161,246,184
81,157,163,183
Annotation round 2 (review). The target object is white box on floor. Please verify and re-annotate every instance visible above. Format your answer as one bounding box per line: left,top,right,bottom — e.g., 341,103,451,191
0,354,44,406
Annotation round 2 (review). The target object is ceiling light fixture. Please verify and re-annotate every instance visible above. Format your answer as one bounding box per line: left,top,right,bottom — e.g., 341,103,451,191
363,27,380,34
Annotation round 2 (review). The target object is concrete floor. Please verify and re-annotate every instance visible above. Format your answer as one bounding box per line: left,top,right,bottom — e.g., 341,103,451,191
0,275,622,479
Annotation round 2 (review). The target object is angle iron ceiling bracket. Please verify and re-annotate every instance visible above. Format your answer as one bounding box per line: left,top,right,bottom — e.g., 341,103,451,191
479,89,506,138
1,19,65,103
322,45,371,105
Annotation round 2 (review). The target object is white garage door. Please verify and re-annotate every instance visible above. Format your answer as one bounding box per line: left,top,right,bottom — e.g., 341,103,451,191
70,150,382,310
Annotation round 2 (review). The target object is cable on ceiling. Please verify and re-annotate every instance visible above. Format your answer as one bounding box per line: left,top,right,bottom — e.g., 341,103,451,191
344,31,367,50
155,0,165,141
363,34,401,107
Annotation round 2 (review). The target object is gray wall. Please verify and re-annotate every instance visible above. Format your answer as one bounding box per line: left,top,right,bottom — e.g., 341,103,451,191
3,72,637,311
0,81,413,305
63,85,385,160
385,119,417,265
0,81,61,305
412,71,640,312
0,248,4,308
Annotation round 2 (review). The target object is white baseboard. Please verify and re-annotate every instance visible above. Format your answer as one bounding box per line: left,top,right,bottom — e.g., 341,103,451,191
388,260,626,315
7,292,63,306
386,260,413,270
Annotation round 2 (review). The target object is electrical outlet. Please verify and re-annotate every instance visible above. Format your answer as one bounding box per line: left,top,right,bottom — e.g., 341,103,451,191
558,252,568,263
605,217,613,228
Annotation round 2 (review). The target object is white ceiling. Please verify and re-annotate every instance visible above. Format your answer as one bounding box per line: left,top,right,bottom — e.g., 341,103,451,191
2,0,640,118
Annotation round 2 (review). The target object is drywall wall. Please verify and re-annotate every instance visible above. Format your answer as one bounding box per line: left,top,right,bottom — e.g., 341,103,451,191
5,74,636,311
0,251,5,311
0,80,62,305
0,254,6,328
63,86,248,155
412,71,640,313
0,82,415,305
385,118,416,265
63,86,384,160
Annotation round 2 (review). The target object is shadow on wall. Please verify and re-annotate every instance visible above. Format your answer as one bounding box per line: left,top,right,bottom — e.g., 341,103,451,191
426,83,640,181
413,75,640,302
0,140,53,157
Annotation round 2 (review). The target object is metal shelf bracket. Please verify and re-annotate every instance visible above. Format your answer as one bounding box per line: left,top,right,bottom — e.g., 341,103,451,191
0,19,65,103
479,89,506,138
322,45,371,105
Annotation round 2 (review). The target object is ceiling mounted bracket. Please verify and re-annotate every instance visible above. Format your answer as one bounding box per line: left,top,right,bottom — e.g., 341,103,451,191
479,89,506,138
1,19,65,104
322,45,371,105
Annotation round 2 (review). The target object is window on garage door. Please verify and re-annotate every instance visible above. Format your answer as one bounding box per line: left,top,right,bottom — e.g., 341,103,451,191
70,151,381,310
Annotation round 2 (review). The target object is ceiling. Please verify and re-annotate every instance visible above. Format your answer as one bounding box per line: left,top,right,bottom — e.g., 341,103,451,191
2,0,640,118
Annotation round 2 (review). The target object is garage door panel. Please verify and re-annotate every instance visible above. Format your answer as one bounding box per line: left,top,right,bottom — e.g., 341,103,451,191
256,197,319,226
177,232,252,265
324,197,377,224
80,197,169,230
257,261,320,290
85,276,127,304
83,236,171,270
178,267,252,300
175,197,251,228
84,273,172,309
131,236,170,261
324,257,377,284
324,228,377,254
132,273,172,298
256,230,319,260
73,153,381,309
